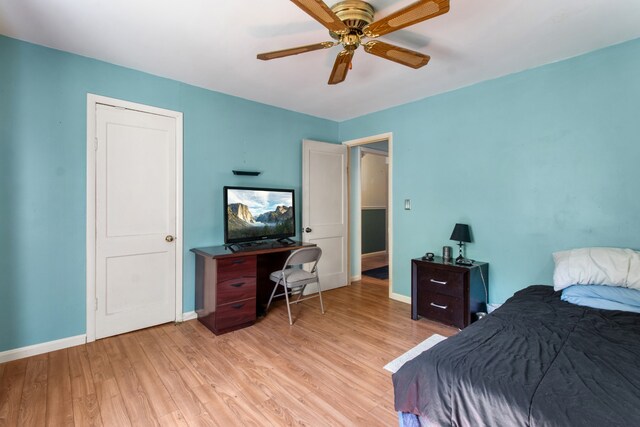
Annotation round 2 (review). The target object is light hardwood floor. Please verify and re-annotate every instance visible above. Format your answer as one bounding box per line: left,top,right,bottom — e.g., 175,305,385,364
0,279,456,426
361,253,388,272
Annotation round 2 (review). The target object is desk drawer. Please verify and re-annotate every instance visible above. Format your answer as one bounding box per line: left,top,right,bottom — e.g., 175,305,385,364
417,266,465,298
417,291,464,329
217,277,256,305
216,298,256,330
217,256,256,282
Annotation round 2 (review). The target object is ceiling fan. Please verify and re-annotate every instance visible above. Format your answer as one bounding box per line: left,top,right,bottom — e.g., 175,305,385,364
257,0,450,85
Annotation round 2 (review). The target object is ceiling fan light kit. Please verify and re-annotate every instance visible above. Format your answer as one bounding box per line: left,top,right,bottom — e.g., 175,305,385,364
257,0,450,84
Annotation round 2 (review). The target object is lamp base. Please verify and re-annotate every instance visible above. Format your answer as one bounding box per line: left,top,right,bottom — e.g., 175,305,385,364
456,241,465,261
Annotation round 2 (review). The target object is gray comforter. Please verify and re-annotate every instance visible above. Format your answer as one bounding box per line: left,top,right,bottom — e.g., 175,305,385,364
392,285,640,426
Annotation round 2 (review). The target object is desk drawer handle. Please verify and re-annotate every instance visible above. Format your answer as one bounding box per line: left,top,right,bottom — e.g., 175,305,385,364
231,303,245,309
430,279,447,285
430,302,448,310
230,282,244,288
232,259,245,265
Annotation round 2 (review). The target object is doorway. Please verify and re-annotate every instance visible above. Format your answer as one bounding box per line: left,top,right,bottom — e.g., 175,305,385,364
86,94,184,342
344,133,393,298
359,146,389,280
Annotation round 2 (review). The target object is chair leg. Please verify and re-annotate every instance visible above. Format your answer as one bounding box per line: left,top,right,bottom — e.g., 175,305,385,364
283,281,293,325
266,279,280,312
294,285,306,303
316,279,325,314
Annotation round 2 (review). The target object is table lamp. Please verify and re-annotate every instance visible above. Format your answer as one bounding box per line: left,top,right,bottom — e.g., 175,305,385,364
450,223,471,262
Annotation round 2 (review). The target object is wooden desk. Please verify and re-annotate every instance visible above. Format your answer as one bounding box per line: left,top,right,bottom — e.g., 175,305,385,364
191,241,315,335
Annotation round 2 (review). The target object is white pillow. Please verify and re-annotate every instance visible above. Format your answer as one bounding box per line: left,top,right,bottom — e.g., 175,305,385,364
553,247,640,291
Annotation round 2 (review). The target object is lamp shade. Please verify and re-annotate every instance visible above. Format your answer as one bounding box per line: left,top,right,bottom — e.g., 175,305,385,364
450,223,471,243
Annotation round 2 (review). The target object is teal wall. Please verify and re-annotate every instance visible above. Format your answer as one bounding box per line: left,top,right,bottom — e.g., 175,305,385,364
362,209,386,254
340,38,640,303
0,36,338,352
3,33,640,353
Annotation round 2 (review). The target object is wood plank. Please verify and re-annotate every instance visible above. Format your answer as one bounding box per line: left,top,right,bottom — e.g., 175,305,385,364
117,333,178,420
86,341,131,427
107,342,159,426
68,345,96,398
0,360,27,425
147,327,203,390
157,410,189,427
46,349,74,426
71,394,103,427
135,329,216,426
17,354,48,426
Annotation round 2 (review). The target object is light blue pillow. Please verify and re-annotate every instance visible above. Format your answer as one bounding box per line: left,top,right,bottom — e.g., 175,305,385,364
561,285,640,313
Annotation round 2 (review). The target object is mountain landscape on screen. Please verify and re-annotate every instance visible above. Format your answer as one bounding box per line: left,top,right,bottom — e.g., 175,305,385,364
227,203,294,240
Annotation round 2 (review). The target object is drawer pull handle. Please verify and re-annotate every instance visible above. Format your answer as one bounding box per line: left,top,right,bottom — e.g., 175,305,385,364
430,279,448,285
430,302,448,310
232,259,245,265
231,303,245,309
230,282,244,288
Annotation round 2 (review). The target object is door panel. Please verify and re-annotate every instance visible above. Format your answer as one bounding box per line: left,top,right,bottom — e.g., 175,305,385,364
95,104,177,339
106,124,171,236
302,140,348,292
105,252,172,314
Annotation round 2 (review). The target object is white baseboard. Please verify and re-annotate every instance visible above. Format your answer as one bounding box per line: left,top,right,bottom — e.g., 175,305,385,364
182,311,197,321
351,275,362,281
1,311,198,363
390,292,411,305
0,334,86,364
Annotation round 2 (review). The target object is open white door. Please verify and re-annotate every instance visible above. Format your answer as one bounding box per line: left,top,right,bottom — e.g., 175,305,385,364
302,140,348,291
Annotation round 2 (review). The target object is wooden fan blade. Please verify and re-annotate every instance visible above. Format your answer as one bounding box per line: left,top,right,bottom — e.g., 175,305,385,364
363,0,449,38
364,41,430,69
290,0,349,35
257,42,336,60
328,49,354,85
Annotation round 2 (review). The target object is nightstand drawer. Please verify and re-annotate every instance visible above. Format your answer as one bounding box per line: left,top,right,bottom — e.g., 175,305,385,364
417,292,464,329
417,266,465,298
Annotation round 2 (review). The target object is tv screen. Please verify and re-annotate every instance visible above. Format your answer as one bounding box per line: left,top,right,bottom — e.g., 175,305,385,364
224,186,296,244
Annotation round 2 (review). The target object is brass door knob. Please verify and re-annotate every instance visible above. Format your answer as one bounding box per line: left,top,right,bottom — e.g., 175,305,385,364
165,235,175,242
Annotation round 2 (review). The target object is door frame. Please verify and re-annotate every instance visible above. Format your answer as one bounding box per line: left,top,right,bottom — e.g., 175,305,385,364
86,94,184,343
343,133,404,302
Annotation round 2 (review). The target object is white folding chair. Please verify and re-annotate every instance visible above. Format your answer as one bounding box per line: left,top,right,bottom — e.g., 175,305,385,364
266,247,325,325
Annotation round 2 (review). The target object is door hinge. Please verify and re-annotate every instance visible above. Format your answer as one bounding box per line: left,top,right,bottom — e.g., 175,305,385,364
94,137,98,151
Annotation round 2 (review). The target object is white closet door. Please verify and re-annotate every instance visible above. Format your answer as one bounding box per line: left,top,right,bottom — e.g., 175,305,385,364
95,104,177,339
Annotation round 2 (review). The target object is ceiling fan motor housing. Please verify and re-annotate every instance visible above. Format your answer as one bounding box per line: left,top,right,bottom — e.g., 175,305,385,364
329,0,375,39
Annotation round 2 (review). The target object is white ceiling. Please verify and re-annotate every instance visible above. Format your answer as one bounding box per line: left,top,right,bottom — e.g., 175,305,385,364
1,0,639,121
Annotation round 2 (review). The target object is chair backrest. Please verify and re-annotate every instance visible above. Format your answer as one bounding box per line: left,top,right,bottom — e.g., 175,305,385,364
283,247,322,272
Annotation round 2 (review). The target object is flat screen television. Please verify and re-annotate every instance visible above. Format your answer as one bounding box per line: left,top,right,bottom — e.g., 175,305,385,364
224,186,296,244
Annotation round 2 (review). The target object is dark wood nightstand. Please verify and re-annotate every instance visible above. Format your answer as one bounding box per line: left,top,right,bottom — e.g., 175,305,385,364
411,256,489,329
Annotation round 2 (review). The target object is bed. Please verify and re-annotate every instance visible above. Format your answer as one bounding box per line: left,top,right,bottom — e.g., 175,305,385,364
392,285,640,426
